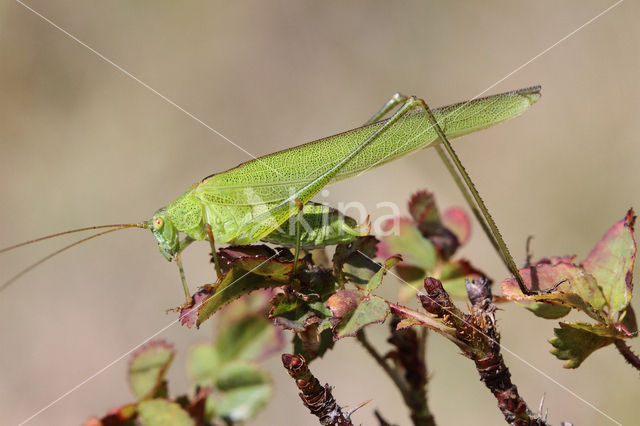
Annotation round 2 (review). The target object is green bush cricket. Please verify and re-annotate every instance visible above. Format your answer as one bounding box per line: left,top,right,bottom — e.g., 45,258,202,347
1,86,542,300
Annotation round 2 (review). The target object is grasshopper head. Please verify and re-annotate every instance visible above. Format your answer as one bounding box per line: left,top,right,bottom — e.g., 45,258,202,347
147,208,180,258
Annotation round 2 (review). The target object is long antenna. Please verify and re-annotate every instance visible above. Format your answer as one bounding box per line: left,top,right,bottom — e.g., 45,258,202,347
0,224,145,292
0,223,146,254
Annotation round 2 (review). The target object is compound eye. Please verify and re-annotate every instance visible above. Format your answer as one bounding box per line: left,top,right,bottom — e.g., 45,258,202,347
153,217,164,229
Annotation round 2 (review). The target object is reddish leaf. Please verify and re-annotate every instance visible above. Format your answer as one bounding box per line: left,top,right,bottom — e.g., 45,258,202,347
408,190,439,224
178,291,209,328
84,403,137,426
218,245,286,273
501,259,606,321
442,207,471,245
582,209,636,313
327,289,362,322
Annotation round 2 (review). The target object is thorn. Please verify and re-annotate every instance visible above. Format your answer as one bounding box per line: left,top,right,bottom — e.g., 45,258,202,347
344,399,372,417
538,392,546,413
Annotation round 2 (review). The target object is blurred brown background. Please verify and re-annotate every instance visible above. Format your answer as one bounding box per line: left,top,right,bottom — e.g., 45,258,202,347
1,1,638,425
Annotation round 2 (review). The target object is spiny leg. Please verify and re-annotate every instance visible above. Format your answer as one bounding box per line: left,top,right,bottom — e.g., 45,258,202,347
363,94,507,278
433,145,503,264
408,96,547,296
365,93,408,125
204,224,223,278
175,252,191,303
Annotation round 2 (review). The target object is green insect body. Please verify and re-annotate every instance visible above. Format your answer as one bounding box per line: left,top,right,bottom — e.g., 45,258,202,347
262,202,368,249
149,87,540,258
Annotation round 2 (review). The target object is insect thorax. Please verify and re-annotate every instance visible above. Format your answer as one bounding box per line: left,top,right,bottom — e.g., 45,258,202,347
166,191,207,240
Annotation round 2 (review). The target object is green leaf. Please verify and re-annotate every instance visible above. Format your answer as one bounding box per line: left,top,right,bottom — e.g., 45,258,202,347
137,399,195,426
582,209,636,314
362,255,402,292
128,341,176,400
195,256,294,326
213,361,272,422
329,292,390,339
187,342,220,388
379,219,437,271
269,291,332,332
215,315,283,363
333,236,381,284
524,301,572,319
549,322,622,368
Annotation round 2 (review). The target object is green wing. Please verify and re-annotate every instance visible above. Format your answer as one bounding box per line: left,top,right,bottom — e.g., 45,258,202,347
195,86,540,244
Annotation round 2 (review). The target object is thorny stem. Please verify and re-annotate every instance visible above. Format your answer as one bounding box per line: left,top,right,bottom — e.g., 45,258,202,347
281,353,353,426
357,328,435,426
614,339,640,373
387,316,435,426
417,278,551,425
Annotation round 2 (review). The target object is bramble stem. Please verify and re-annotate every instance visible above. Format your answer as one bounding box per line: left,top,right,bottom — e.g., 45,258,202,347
281,353,353,425
357,328,435,426
614,339,640,373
